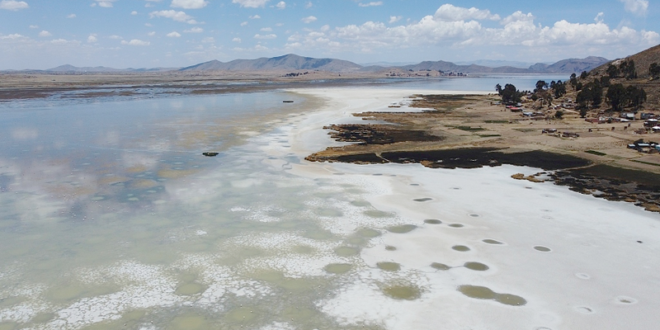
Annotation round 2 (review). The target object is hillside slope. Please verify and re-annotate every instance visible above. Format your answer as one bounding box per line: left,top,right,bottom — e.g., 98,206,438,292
180,54,362,72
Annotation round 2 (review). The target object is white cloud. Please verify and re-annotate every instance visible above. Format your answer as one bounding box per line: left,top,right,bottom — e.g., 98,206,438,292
29,25,38,28
284,4,660,56
301,16,317,23
149,10,197,24
51,39,76,44
121,39,150,46
305,1,312,9
250,15,261,19
184,27,203,33
93,0,117,8
148,31,156,36
109,35,123,39
358,2,382,7
171,0,208,9
276,1,285,9
594,12,604,23
260,27,272,32
389,16,401,24
0,0,28,10
202,37,214,43
232,0,270,8
131,11,138,15
0,33,24,39
254,33,276,39
38,30,51,37
67,13,76,18
167,31,181,37
87,34,98,43
619,0,648,16
232,37,241,43
434,4,500,21
240,21,248,26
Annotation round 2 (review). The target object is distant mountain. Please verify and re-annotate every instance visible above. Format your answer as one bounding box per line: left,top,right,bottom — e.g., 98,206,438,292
455,60,537,69
528,56,609,74
391,56,609,74
46,65,177,73
15,55,609,75
359,61,418,67
48,65,125,73
180,54,362,72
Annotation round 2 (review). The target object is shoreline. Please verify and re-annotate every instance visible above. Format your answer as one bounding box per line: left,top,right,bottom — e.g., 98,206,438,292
276,86,660,329
298,90,660,213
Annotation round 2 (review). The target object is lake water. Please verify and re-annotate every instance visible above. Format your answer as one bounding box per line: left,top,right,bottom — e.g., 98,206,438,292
0,78,656,330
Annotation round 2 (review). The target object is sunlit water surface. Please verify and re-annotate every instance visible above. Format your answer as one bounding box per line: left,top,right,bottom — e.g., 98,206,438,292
1,76,651,330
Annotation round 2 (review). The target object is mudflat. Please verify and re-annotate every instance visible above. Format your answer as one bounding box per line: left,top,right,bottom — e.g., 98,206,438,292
306,93,660,212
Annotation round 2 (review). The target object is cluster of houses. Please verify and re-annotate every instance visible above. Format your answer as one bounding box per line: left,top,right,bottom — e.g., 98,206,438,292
541,128,580,138
627,140,660,152
505,104,549,120
584,112,659,130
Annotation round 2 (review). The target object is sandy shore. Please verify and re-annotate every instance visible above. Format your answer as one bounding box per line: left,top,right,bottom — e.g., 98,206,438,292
280,87,660,329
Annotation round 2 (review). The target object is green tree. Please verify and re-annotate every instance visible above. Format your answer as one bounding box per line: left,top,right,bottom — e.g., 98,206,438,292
579,108,588,118
495,84,502,94
570,73,578,89
600,76,610,87
553,80,566,98
535,80,548,93
606,83,627,112
580,71,589,79
500,84,522,103
627,86,647,110
555,110,564,119
649,63,660,79
607,64,619,78
620,60,637,80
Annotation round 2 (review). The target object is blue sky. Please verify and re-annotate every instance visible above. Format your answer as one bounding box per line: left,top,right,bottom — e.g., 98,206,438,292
0,0,658,69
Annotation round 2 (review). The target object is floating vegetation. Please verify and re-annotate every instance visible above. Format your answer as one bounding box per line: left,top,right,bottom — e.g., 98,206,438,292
323,263,353,274
377,262,401,272
431,263,451,271
534,246,552,252
452,245,471,252
382,285,421,300
449,223,464,228
387,224,417,234
334,246,360,257
413,198,433,202
424,219,442,224
458,285,527,306
464,262,489,271
357,228,381,238
363,210,394,218
385,246,397,251
482,239,503,245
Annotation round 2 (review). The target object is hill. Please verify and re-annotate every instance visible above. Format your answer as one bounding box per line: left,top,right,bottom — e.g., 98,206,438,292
590,45,660,79
583,44,660,109
384,57,608,74
180,54,362,72
46,65,178,73
529,56,609,74
180,55,608,75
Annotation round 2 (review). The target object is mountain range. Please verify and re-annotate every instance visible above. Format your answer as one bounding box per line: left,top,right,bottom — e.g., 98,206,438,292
13,54,610,75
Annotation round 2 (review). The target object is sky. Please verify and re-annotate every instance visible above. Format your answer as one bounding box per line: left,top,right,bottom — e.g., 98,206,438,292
0,0,658,70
